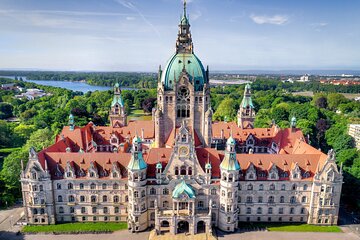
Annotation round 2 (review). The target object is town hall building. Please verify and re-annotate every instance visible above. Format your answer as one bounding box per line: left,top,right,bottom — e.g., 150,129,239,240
20,1,343,235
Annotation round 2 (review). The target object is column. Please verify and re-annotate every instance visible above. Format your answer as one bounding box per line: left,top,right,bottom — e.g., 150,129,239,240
188,202,190,215
177,202,179,215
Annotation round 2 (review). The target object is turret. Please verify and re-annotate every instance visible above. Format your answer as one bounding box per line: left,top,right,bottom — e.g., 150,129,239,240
109,83,127,127
291,116,297,129
219,135,240,232
127,135,148,232
237,84,255,129
68,113,75,131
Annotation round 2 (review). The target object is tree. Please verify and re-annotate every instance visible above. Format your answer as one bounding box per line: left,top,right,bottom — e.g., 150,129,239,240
297,119,314,137
271,106,289,122
315,97,328,109
213,98,237,121
327,93,348,110
142,98,157,113
333,134,355,153
337,149,359,167
0,102,13,119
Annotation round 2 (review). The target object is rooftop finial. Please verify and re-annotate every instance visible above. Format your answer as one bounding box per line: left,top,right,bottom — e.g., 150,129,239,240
183,0,187,18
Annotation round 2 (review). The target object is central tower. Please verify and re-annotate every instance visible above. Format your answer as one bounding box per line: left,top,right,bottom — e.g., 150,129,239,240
154,0,211,147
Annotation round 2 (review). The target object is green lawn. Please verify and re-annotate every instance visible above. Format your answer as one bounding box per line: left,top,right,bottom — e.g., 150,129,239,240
128,109,152,121
242,223,342,232
22,222,128,234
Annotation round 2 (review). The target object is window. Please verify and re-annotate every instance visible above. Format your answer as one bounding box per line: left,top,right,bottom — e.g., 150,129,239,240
141,190,145,197
211,189,217,195
290,196,296,204
292,184,297,190
280,196,285,203
301,196,307,203
32,185,38,191
150,201,155,208
90,183,96,190
39,185,43,191
103,195,108,202
268,196,274,203
81,207,86,213
257,207,262,214
163,188,169,195
32,172,37,180
163,201,169,208
115,207,119,213
227,192,232,198
68,183,73,189
290,208,295,214
134,191,139,198
113,183,119,189
303,184,308,191
258,196,263,203
91,195,97,203
102,183,107,190
150,188,156,195
268,207,273,214
113,195,119,203
246,196,253,203
59,207,64,214
57,183,61,189
103,207,108,214
92,207,97,214
80,196,85,202
70,207,74,213
259,184,264,191
246,207,251,214
270,184,275,190
279,208,284,214
198,201,204,208
247,184,253,190
68,195,75,202
79,183,84,189
301,208,306,214
281,184,286,191
58,195,63,202
175,167,179,175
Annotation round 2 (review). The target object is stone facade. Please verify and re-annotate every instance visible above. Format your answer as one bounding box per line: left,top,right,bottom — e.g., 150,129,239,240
20,0,343,236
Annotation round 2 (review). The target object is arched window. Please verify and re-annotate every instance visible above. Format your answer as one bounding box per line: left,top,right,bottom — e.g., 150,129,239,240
59,207,64,213
301,196,307,203
33,209,38,214
268,196,274,203
103,195,108,202
290,196,296,203
102,183,107,190
303,184,308,191
175,167,179,175
115,207,120,213
113,195,119,203
257,207,262,214
268,207,273,214
91,195,97,203
188,167,192,175
280,196,285,203
113,183,119,189
80,196,85,202
68,195,75,202
79,183,84,189
228,174,233,182
246,196,253,203
281,184,286,190
68,183,73,189
32,172,37,180
258,196,263,203
246,207,251,214
103,207,108,214
180,166,186,175
90,183,96,190
247,184,253,190
70,207,74,213
57,183,61,189
92,207,97,213
58,195,63,202
259,184,264,191
292,184,297,190
270,184,275,190
150,188,156,195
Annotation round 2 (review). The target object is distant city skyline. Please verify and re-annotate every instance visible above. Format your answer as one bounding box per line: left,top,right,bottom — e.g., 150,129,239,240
0,0,360,71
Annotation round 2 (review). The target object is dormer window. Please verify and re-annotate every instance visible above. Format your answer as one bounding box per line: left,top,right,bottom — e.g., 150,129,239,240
90,172,95,178
181,134,187,143
32,172,37,180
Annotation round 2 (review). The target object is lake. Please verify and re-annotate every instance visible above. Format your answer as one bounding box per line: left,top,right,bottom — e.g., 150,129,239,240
23,79,137,93
1,76,136,93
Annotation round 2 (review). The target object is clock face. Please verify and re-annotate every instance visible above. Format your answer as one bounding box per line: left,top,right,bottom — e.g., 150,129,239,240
179,146,189,157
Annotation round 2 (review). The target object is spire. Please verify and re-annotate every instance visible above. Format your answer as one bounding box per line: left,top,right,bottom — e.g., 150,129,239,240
176,0,193,53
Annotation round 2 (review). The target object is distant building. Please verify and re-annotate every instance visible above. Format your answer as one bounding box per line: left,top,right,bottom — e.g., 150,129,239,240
298,74,310,82
349,124,360,150
1,83,16,90
15,88,50,100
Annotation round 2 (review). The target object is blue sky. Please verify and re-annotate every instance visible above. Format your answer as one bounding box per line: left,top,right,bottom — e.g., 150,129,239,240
0,0,360,71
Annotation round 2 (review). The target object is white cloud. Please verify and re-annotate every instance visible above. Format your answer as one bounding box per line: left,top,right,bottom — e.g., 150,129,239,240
126,16,136,21
250,14,289,25
190,10,202,21
311,22,328,27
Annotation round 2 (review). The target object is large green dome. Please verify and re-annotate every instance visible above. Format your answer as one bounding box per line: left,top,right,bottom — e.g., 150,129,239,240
161,53,207,91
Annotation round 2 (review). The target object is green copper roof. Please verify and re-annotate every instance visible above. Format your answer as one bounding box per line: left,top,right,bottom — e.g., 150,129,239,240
111,95,124,108
127,152,147,171
132,135,142,144
156,162,162,169
227,136,236,145
161,53,207,91
205,162,212,169
241,96,254,108
220,152,241,171
172,180,196,199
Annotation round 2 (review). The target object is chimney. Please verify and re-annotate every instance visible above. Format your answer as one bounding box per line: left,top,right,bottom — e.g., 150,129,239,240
141,128,144,140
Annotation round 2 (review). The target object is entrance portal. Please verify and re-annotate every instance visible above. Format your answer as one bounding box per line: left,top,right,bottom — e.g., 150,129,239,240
160,220,170,234
197,221,206,233
177,220,189,233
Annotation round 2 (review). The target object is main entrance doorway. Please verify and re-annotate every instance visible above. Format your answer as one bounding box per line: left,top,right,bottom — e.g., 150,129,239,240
177,220,189,233
197,221,206,233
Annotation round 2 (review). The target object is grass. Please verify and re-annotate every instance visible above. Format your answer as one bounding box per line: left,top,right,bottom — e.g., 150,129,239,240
241,223,342,232
292,91,360,100
128,108,152,121
21,222,128,234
